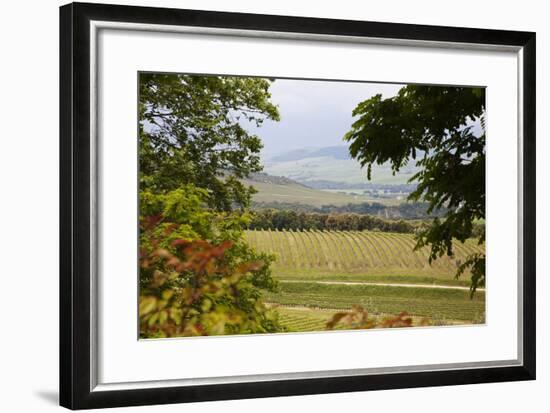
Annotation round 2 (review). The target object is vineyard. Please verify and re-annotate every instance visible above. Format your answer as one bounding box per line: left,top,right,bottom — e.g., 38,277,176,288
245,229,486,329
244,229,484,285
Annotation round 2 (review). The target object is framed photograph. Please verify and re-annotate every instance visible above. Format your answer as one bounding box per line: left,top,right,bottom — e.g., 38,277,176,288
60,2,536,409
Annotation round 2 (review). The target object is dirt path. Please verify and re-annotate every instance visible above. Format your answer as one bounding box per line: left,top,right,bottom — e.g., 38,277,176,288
279,279,484,291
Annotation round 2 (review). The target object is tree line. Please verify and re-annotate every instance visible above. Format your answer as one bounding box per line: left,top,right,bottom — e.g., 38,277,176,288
248,209,416,233
251,200,447,219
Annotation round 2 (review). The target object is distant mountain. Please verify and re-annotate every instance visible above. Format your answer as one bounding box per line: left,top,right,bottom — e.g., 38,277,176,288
268,145,351,162
263,145,419,186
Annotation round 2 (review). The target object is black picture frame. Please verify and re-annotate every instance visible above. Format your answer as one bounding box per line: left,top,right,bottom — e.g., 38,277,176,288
60,2,536,410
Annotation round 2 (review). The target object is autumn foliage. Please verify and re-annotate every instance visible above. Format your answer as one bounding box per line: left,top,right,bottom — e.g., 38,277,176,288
140,222,282,338
326,305,429,330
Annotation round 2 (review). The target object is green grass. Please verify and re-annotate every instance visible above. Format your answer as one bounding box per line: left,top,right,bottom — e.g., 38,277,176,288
279,273,472,286
274,306,467,332
266,282,485,323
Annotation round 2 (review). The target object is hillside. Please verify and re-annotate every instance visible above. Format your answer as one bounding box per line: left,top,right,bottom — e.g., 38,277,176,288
263,145,420,186
244,172,407,207
268,146,351,162
243,175,368,206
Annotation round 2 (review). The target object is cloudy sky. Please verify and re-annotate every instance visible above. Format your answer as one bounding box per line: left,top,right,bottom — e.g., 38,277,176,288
251,78,404,158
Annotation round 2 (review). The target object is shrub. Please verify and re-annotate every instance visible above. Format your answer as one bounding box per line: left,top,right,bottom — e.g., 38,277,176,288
139,184,282,338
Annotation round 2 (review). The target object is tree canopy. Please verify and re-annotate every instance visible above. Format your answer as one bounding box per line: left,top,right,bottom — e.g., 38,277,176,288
344,85,486,293
139,73,280,211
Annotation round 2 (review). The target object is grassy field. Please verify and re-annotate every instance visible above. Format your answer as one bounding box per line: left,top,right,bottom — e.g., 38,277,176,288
273,306,469,333
266,282,485,324
245,229,485,329
242,178,394,206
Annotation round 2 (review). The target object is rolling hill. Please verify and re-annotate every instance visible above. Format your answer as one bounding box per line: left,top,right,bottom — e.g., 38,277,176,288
242,173,370,206
263,145,419,186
